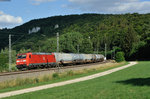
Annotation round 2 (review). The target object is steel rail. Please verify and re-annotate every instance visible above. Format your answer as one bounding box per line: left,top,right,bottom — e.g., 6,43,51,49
0,61,109,77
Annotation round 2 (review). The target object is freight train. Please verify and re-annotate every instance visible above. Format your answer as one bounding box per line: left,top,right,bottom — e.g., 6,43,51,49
16,52,104,70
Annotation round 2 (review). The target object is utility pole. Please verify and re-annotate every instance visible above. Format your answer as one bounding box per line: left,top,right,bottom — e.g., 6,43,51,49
9,34,12,71
39,46,41,52
105,43,107,60
57,32,59,53
113,47,115,60
55,24,59,72
77,45,79,53
56,32,60,71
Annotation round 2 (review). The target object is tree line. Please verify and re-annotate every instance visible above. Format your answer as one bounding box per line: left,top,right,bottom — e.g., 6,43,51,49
0,13,150,67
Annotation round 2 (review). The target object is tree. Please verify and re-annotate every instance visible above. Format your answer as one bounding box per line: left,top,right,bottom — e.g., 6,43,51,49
80,38,93,53
60,32,83,53
121,25,139,58
42,38,57,52
1,13,150,60
115,52,125,62
0,52,8,71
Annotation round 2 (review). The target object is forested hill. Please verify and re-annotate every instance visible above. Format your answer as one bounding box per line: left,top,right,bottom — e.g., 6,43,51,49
0,13,150,60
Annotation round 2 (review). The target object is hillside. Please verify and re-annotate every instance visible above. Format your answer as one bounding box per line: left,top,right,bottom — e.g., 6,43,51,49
0,13,150,60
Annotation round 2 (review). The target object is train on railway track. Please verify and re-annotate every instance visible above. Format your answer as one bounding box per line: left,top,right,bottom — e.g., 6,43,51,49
16,52,104,70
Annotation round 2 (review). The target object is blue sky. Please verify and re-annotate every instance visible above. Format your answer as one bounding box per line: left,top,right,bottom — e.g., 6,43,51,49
0,0,150,28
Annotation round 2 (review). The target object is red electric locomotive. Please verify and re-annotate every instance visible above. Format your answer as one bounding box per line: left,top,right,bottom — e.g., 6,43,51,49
16,52,56,69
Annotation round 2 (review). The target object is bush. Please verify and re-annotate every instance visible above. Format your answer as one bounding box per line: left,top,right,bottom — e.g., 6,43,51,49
0,53,8,72
115,52,125,62
11,66,18,71
34,78,39,83
52,73,59,78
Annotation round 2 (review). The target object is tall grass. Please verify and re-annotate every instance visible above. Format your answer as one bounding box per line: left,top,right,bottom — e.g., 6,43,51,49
0,62,125,90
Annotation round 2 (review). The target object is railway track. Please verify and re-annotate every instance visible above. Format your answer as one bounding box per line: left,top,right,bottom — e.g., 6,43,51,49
0,61,109,77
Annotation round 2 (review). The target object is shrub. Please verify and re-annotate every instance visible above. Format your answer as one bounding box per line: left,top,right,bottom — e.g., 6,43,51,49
115,52,125,62
52,73,59,78
0,53,8,72
11,66,18,71
34,78,39,83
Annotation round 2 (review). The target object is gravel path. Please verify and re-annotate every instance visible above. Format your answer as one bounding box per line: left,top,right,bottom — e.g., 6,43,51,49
0,62,137,98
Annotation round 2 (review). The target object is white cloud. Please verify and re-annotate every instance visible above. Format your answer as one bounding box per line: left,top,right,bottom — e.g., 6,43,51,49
67,0,150,13
0,11,23,28
0,11,4,15
31,0,55,5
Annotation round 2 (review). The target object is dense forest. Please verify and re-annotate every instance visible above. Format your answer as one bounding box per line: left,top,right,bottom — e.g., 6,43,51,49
0,13,150,64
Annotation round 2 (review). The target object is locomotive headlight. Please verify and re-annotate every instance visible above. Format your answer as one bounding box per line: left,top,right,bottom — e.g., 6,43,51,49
17,60,20,62
23,60,26,62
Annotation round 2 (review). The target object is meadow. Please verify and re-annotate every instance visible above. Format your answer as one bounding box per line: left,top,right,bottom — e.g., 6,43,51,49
0,62,126,93
4,61,150,99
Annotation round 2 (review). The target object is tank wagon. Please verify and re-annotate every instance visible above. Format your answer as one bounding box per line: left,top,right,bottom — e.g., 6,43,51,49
16,52,104,70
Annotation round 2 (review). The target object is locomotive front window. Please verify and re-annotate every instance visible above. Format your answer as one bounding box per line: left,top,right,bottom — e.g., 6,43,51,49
17,55,22,59
22,55,26,58
17,55,26,59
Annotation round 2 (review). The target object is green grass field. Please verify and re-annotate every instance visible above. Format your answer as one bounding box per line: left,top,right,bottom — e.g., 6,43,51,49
0,62,127,93
3,61,150,99
0,62,128,93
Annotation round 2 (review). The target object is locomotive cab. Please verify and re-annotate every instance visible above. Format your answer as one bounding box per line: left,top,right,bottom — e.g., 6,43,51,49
16,53,31,69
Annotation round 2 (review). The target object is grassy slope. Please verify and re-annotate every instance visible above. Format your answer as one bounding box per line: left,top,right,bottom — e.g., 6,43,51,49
0,62,127,93
4,61,150,99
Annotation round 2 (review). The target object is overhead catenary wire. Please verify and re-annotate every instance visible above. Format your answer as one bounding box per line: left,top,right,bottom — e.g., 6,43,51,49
11,35,25,46
0,34,27,39
0,34,25,48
